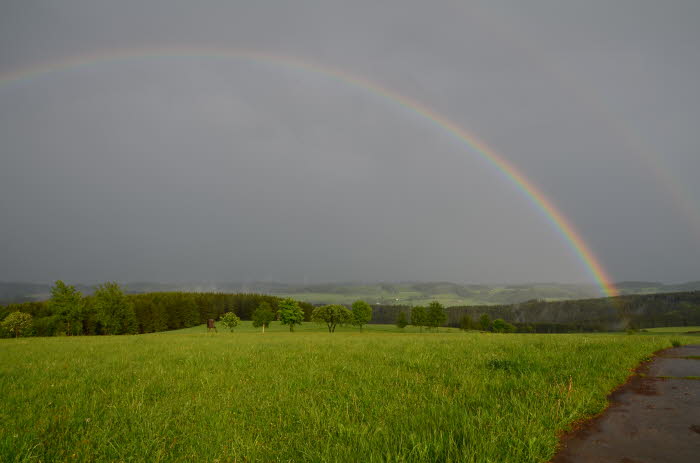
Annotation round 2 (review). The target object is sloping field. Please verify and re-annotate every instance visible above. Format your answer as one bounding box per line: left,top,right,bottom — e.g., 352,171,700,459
0,328,692,462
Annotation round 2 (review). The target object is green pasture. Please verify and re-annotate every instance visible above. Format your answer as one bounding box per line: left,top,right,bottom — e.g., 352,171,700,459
0,328,693,462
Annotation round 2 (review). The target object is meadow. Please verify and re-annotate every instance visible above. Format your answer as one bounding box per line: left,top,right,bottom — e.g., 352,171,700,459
0,324,694,462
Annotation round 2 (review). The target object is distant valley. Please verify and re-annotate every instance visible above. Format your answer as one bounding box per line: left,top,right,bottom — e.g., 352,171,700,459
3,280,700,307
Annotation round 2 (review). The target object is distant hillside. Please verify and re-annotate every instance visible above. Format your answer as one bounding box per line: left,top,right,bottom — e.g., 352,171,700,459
372,291,700,332
0,282,95,305
2,280,700,307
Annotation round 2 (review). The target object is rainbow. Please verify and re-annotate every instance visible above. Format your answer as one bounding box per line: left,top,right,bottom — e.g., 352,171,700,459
0,47,619,297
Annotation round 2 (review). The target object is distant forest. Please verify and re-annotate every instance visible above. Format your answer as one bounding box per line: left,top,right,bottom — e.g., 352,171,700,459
374,291,700,332
1,292,314,337
2,286,699,336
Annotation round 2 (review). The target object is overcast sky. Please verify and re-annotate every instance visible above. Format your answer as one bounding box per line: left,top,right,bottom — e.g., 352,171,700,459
1,0,698,286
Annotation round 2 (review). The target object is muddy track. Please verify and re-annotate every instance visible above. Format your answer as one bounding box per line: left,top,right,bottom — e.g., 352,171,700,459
551,344,700,463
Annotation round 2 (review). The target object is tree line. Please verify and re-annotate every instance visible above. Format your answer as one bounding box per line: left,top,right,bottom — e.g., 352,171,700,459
378,291,700,332
0,281,378,337
0,281,317,337
5,282,698,337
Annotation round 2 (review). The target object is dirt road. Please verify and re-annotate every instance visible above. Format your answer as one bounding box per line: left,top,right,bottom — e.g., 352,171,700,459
551,344,700,463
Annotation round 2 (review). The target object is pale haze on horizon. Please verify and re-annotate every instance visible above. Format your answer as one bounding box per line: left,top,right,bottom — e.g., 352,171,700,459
0,0,698,286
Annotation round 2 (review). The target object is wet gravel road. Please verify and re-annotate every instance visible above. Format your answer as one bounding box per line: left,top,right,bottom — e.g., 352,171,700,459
551,344,700,463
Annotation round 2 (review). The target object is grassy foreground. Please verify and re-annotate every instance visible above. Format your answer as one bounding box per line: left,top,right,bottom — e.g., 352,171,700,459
0,327,693,462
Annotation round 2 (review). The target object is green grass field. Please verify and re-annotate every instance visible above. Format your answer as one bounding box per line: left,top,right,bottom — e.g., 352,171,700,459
0,325,693,462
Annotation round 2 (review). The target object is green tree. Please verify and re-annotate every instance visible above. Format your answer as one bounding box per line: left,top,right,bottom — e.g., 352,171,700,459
181,295,201,328
277,298,304,332
47,280,84,335
479,313,492,331
351,300,373,331
2,311,33,338
459,314,474,331
94,282,137,335
492,319,516,333
411,306,427,332
312,304,353,333
395,311,408,329
252,302,275,333
426,301,447,330
152,300,169,332
220,312,241,332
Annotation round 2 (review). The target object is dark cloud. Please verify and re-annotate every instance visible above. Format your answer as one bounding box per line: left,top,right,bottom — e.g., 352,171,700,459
1,0,698,284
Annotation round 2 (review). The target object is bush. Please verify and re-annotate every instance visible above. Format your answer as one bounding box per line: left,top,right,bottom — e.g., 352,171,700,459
671,339,682,348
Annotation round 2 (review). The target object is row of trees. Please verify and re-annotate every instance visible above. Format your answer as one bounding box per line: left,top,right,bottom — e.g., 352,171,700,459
221,297,309,332
394,302,447,331
458,313,517,333
311,300,373,332
219,299,374,333
370,292,700,332
1,285,377,337
392,306,517,333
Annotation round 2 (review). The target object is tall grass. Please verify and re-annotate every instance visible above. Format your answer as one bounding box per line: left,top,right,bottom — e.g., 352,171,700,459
0,327,691,462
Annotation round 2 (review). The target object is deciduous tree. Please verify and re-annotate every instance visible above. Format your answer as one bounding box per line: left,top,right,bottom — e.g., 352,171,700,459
252,302,275,333
220,312,241,332
395,311,408,329
459,314,474,331
48,280,83,335
1,311,33,337
94,282,137,335
351,300,373,331
277,298,304,332
411,306,427,332
426,301,446,330
479,314,492,332
492,318,516,333
312,304,353,333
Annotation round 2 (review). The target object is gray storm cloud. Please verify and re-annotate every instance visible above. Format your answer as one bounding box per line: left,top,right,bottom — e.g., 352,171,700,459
0,0,698,285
